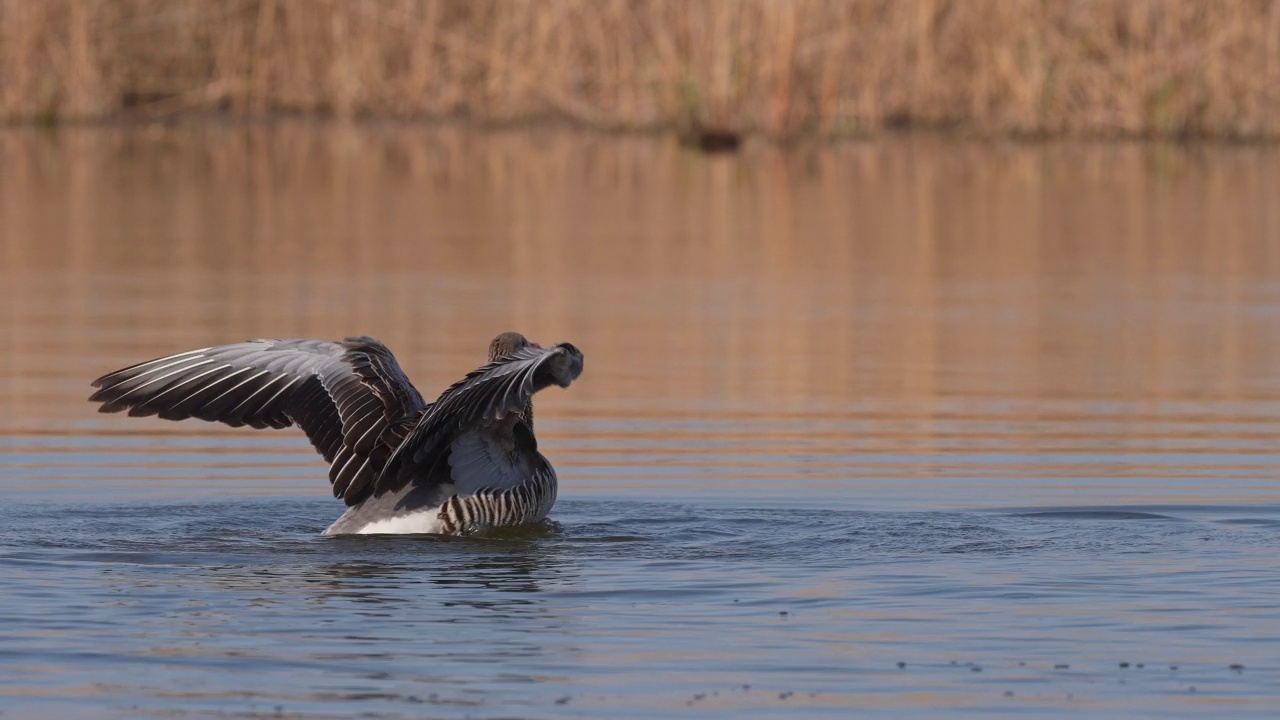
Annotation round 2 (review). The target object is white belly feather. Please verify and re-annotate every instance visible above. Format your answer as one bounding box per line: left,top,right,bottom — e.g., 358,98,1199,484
351,509,446,535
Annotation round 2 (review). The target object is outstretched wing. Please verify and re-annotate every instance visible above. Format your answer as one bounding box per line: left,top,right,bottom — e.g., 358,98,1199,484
89,337,427,505
377,342,584,497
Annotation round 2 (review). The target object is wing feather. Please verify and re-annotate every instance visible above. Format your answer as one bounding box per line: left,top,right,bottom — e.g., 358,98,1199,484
377,342,583,496
89,337,428,505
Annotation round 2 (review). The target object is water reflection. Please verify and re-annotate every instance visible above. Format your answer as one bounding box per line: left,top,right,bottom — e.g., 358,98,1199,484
2,124,1279,508
3,126,1278,424
190,540,578,614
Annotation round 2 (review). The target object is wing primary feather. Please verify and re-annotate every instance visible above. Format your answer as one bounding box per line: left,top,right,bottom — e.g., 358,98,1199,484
493,370,525,419
375,342,582,497
349,407,386,449
340,457,372,501
340,395,380,425
245,375,301,416
103,358,219,404
329,448,362,496
97,354,213,392
159,367,257,420
223,373,287,419
91,348,213,387
91,337,441,506
141,363,234,407
197,368,272,412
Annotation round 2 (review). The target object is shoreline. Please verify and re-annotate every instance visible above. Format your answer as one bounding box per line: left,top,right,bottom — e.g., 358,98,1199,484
6,112,1280,148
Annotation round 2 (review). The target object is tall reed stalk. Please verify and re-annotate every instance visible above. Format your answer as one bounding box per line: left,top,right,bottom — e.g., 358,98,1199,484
2,0,1278,138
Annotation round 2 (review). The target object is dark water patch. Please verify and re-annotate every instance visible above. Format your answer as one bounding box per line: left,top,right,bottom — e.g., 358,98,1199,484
1008,510,1182,521
1214,518,1280,527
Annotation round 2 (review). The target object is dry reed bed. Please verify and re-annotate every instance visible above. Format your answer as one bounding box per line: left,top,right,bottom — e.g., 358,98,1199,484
2,0,1279,138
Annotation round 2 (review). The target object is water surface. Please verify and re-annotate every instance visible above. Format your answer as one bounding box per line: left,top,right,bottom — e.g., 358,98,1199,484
1,126,1278,717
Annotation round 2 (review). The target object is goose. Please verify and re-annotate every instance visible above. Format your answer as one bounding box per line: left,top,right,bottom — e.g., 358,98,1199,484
88,332,583,535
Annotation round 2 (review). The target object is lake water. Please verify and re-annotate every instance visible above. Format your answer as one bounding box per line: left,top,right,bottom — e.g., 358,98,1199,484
1,125,1278,718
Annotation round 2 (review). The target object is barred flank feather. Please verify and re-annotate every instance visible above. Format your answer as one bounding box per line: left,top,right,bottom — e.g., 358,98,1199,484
437,464,558,535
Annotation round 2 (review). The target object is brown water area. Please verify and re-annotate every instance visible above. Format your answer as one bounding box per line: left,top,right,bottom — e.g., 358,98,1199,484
1,125,1279,717
3,125,1279,505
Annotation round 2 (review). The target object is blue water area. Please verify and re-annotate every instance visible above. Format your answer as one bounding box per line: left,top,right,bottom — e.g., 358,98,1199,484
0,496,1277,718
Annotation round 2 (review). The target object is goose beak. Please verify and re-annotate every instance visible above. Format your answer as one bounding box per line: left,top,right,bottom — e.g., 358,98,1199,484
528,342,542,349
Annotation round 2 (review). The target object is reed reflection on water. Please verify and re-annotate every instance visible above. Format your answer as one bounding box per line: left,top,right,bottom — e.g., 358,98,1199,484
2,125,1279,508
